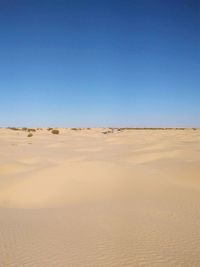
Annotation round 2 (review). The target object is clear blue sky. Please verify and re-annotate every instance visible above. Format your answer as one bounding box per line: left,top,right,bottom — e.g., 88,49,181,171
0,0,199,127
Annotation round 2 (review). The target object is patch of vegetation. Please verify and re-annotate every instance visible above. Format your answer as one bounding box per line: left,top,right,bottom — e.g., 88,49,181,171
27,128,36,132
102,130,113,134
51,129,59,134
8,127,20,131
27,133,33,137
71,128,83,130
47,128,53,131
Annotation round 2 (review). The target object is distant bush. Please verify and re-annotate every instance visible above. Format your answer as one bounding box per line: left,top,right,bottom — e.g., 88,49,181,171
71,128,83,130
51,129,59,134
27,133,33,137
8,127,20,131
27,128,36,132
47,128,53,131
102,130,112,135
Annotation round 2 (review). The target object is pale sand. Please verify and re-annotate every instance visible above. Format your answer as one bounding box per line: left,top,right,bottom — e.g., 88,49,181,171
0,128,200,266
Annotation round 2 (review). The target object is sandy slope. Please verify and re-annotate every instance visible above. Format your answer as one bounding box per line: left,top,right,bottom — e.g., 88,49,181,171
0,128,200,266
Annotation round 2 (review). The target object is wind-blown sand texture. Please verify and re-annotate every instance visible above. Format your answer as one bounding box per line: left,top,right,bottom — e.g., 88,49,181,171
0,128,200,267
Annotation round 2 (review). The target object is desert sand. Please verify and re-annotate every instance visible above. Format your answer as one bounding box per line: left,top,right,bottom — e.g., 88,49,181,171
0,127,200,266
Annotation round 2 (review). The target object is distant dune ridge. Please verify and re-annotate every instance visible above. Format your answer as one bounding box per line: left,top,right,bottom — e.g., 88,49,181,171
0,128,200,266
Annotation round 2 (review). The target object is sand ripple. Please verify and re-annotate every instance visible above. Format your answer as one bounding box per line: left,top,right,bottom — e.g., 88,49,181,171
0,129,200,266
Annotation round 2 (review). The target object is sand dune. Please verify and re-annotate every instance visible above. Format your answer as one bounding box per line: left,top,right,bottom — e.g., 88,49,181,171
0,128,200,266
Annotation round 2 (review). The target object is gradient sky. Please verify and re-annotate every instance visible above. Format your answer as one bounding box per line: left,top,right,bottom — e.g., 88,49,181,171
0,0,199,127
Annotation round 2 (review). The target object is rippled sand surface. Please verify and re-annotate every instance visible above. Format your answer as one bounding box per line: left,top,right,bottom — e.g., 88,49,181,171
0,128,200,266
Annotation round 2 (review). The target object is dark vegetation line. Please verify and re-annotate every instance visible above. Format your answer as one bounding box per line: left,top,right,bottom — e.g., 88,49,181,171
5,127,199,131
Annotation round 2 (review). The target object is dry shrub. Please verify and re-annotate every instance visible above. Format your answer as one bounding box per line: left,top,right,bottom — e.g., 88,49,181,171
27,128,36,132
8,127,20,131
27,133,33,137
51,129,59,134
